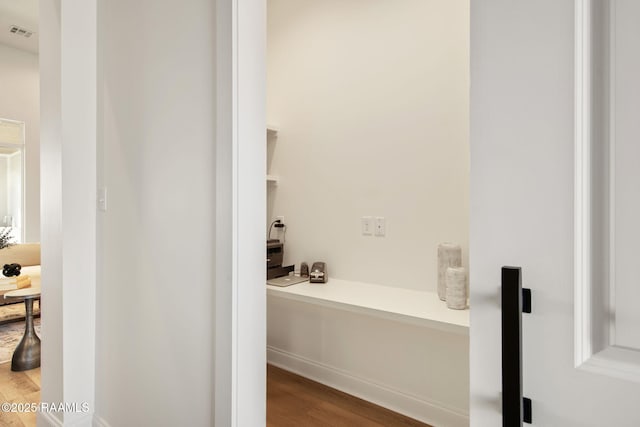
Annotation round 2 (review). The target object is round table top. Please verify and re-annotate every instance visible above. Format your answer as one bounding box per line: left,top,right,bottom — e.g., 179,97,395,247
4,287,41,299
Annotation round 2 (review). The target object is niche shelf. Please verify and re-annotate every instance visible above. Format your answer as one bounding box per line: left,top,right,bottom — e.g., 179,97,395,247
267,125,279,185
267,125,279,136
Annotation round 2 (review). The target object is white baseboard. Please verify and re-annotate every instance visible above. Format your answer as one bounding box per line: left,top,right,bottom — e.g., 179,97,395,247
37,411,96,427
92,413,112,427
267,346,469,427
38,411,63,427
67,413,94,427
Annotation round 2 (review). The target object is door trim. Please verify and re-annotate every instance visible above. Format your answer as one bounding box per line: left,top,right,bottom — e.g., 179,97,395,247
574,0,640,383
215,0,266,425
39,0,98,424
574,0,594,367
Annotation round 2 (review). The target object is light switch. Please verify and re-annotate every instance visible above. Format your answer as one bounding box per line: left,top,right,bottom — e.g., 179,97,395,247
361,216,373,236
375,217,385,237
97,187,107,212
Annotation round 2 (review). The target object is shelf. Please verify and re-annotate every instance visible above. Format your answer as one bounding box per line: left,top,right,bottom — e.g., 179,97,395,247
267,278,469,335
267,126,278,184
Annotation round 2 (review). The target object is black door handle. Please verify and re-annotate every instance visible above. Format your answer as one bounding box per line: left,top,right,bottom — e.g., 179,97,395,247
501,266,532,426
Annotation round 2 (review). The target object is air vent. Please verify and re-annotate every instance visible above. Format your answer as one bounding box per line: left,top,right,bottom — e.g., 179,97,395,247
9,25,34,38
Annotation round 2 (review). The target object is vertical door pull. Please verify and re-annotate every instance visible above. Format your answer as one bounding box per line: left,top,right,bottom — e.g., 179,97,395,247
502,266,532,426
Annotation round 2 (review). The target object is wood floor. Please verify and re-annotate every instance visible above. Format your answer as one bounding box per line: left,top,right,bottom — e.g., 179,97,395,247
0,362,430,427
0,362,40,427
267,365,431,427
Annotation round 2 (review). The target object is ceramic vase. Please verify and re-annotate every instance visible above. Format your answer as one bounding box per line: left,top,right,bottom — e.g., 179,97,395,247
437,243,462,301
446,266,467,310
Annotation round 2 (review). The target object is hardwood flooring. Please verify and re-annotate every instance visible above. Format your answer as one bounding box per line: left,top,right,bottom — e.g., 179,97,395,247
267,364,431,427
0,362,430,427
0,362,40,427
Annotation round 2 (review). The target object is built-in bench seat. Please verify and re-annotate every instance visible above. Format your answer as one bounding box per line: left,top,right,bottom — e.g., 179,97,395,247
266,277,470,427
267,278,469,334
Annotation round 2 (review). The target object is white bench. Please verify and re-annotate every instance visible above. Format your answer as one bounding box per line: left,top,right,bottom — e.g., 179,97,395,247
267,278,468,334
267,278,470,427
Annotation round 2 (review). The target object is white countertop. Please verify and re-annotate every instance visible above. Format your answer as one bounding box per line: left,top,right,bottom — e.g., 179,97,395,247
267,278,469,335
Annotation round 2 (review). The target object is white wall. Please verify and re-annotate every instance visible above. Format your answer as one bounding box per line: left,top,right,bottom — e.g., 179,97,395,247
0,43,40,242
94,1,215,425
267,0,469,291
38,0,64,421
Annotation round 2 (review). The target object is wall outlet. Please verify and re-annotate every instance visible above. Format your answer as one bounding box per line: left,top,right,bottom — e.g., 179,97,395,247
276,216,285,225
375,217,385,237
361,216,373,236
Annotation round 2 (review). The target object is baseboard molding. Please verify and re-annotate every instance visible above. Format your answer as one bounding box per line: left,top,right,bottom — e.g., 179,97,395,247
92,413,112,427
267,346,469,427
37,411,98,427
67,413,94,427
37,411,63,427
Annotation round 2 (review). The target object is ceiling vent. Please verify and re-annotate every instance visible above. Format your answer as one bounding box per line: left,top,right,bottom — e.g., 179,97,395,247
9,25,34,38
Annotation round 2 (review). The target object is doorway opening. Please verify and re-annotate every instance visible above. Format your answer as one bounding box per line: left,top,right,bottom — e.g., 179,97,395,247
0,2,42,423
264,1,470,425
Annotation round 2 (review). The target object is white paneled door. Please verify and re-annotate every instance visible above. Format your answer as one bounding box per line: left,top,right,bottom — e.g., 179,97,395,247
470,1,640,426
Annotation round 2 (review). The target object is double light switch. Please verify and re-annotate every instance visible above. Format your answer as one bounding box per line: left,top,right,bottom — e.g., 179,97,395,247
361,216,385,237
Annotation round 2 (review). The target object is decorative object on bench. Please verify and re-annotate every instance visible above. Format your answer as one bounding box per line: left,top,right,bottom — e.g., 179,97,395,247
300,262,309,278
4,287,41,371
309,262,327,283
3,263,21,277
445,266,467,310
437,243,462,301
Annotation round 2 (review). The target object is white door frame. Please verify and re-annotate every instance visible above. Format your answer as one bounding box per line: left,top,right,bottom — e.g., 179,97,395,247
215,0,267,425
39,0,97,426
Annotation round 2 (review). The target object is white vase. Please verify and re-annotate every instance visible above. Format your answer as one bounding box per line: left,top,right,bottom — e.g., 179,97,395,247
437,243,462,301
446,266,467,310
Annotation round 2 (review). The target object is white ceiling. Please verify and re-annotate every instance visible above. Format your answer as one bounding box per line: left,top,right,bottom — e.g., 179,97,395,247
0,0,38,54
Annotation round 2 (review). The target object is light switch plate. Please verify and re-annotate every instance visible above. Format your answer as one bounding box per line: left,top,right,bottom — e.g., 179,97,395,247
361,216,373,236
97,187,107,212
375,217,385,237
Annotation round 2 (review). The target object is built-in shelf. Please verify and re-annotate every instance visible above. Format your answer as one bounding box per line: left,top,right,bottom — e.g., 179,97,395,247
267,126,278,184
267,278,469,335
